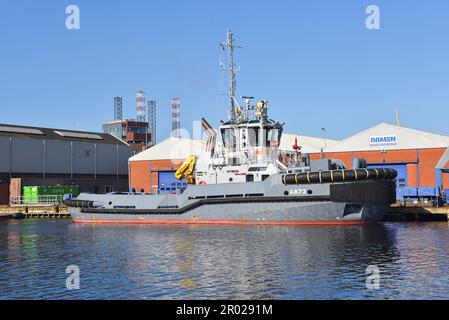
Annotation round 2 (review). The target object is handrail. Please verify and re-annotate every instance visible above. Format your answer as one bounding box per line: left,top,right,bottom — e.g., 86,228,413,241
10,195,63,206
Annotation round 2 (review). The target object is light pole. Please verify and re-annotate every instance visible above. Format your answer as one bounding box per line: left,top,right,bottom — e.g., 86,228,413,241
321,127,327,148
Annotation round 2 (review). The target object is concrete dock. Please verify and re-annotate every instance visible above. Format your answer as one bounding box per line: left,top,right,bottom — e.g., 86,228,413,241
384,206,449,222
0,205,70,219
0,212,13,220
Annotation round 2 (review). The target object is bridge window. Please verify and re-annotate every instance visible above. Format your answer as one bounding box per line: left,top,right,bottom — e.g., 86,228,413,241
247,128,259,146
221,128,236,148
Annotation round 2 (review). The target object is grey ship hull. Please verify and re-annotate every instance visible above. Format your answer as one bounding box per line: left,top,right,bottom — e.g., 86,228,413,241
68,175,396,225
70,201,387,225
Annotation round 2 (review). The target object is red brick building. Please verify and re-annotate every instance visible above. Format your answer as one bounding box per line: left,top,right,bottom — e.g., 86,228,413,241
321,123,449,198
129,137,206,193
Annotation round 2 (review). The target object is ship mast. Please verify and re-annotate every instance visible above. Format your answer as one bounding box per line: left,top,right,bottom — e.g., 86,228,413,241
221,31,239,122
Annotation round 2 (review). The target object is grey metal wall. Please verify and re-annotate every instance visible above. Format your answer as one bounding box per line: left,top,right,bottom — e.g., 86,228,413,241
0,137,131,176
0,137,10,173
73,142,95,175
118,145,130,174
96,143,117,175
11,138,44,173
45,140,71,174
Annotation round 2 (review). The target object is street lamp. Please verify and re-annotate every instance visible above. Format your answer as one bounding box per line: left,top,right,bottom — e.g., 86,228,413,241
321,127,327,148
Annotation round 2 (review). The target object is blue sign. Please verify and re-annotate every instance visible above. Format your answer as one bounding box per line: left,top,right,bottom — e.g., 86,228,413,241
370,135,397,147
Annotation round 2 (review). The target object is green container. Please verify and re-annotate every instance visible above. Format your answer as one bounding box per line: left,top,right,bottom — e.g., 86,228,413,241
23,185,80,204
30,186,38,204
40,186,51,195
23,186,32,204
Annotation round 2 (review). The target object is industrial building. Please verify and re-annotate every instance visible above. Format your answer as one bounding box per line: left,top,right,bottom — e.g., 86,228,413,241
102,93,157,154
102,119,152,154
322,123,449,201
129,137,206,194
0,123,131,205
128,123,449,202
279,133,339,153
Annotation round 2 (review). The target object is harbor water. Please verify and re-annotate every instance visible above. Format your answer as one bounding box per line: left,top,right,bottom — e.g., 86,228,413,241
0,220,449,299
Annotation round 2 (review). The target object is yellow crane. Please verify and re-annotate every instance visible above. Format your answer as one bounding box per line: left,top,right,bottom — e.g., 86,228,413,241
174,155,197,184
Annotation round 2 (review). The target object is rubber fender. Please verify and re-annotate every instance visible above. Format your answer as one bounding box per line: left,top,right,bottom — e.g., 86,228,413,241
282,168,398,185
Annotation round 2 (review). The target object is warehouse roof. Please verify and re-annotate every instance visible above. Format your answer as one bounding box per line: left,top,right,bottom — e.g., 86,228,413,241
129,137,206,162
130,132,339,162
280,133,339,153
325,123,449,152
0,123,128,145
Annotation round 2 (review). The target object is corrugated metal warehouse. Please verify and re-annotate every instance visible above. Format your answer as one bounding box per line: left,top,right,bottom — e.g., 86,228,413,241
0,123,131,204
129,123,449,201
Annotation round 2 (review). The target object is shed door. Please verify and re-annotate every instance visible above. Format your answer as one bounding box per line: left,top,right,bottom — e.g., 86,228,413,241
367,163,407,199
158,171,186,194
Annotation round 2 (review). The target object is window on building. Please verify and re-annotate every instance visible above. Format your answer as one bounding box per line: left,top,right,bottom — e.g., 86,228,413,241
128,127,147,133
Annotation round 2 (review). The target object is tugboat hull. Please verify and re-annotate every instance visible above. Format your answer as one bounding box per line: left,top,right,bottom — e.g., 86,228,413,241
70,202,386,225
67,176,396,226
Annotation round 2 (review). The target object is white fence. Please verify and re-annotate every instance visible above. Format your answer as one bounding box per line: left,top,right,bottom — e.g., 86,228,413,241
10,195,64,206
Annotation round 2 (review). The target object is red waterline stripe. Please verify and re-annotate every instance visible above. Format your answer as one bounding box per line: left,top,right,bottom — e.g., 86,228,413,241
72,218,376,226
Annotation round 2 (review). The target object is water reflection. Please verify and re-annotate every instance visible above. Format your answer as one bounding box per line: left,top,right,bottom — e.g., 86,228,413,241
0,220,448,299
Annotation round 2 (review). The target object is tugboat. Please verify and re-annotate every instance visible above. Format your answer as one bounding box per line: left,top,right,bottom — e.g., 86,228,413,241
66,31,397,225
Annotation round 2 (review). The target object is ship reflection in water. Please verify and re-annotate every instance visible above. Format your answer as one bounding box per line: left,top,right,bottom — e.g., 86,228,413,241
0,220,448,299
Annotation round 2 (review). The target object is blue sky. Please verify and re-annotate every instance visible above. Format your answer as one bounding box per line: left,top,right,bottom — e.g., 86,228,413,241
1,0,449,141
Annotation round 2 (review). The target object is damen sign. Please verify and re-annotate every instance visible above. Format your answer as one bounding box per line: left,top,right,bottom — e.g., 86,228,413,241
370,135,398,147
